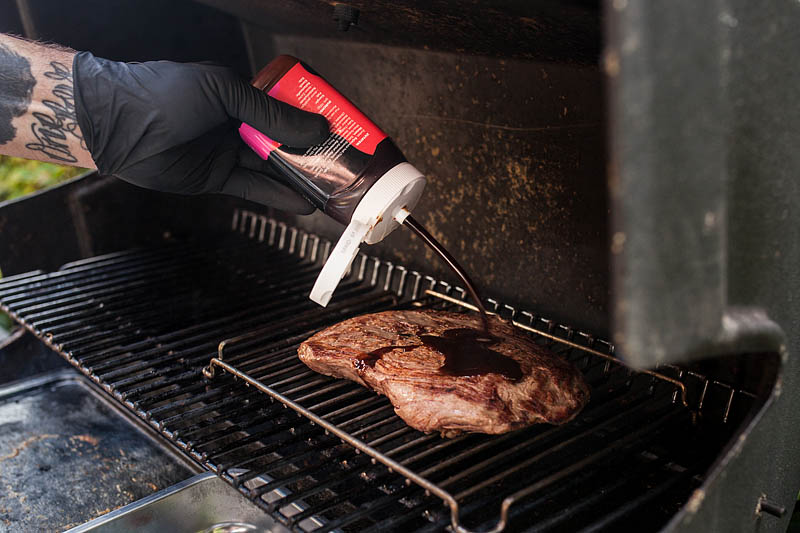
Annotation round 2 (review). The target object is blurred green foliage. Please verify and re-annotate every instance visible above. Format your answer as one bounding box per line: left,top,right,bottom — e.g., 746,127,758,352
0,155,86,202
0,310,12,332
1,156,85,333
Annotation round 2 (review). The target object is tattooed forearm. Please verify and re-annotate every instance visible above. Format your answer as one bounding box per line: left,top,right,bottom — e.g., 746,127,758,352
0,42,36,144
0,33,94,167
25,60,83,162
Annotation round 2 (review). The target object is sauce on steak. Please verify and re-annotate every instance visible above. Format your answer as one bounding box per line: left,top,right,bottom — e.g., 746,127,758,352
298,310,590,436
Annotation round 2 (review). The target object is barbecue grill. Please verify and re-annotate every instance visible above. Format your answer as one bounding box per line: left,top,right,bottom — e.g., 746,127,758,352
0,200,763,532
1,1,799,532
0,185,782,531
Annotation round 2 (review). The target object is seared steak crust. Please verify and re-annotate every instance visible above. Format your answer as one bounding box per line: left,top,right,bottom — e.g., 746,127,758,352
298,310,590,436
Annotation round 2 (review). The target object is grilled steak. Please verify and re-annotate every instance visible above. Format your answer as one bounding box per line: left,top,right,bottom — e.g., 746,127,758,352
298,310,590,436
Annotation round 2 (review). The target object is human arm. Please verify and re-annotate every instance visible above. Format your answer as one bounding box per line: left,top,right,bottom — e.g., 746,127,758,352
0,33,328,213
0,33,94,167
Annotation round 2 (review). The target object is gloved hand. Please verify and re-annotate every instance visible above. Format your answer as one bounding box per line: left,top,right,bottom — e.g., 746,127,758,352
72,52,329,214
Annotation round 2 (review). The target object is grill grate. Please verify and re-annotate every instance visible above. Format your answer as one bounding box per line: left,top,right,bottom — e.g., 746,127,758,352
0,209,758,532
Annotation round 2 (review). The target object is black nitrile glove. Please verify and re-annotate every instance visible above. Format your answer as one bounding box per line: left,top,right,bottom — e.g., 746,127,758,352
72,52,329,214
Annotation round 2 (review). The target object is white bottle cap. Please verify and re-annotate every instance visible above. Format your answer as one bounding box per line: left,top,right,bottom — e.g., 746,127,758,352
309,162,426,306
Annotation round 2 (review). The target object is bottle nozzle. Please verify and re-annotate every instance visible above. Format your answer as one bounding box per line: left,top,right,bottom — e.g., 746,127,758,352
394,207,412,224
310,164,425,306
309,220,370,307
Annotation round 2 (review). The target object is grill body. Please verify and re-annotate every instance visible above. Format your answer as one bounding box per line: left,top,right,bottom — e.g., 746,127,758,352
0,174,790,532
2,0,800,531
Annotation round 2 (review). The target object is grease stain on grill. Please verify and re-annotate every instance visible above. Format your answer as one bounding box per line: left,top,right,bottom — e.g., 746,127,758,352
355,327,522,380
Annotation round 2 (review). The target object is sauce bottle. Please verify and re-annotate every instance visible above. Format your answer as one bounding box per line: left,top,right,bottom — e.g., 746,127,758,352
239,55,426,306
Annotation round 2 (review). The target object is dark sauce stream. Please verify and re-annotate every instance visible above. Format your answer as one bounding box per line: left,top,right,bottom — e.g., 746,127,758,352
391,215,514,378
402,215,490,332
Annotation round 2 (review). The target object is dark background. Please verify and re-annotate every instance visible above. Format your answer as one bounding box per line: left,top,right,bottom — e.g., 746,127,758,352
0,0,609,337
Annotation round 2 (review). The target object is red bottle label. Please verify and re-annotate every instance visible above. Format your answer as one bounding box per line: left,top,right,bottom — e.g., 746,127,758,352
240,63,387,161
239,62,391,204
269,63,387,155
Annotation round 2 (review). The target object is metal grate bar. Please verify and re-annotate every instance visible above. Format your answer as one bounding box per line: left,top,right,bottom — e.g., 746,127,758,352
248,444,365,498
402,374,640,477
0,244,197,298
1,243,229,306
184,409,281,453
49,265,322,351
218,426,330,474
448,394,669,498
305,485,421,533
68,269,326,360
85,285,390,390
26,248,304,332
573,468,696,533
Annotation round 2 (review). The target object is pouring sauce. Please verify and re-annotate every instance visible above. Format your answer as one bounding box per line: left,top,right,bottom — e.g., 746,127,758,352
355,327,522,381
402,215,490,332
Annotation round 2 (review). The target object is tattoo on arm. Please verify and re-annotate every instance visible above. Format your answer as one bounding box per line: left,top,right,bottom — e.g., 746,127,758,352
25,60,84,163
0,42,36,145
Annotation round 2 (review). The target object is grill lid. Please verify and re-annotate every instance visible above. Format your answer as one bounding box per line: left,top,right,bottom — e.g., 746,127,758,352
607,1,788,368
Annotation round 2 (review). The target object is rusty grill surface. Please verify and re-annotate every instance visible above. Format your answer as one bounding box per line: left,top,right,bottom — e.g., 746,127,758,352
0,210,757,532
